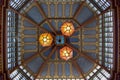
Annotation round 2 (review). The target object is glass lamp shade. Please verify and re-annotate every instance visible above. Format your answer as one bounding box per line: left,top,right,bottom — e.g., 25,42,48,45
39,33,53,47
61,22,75,36
60,46,73,61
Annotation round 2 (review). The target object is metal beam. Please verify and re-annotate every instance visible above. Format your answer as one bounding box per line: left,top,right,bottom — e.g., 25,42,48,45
9,7,48,32
73,1,86,18
38,19,47,26
35,46,57,79
65,43,110,73
47,20,58,35
101,14,105,66
9,47,50,73
48,18,73,20
73,18,81,26
18,0,30,11
75,6,111,31
89,0,103,12
35,1,57,35
72,61,86,80
15,14,19,67
35,1,47,18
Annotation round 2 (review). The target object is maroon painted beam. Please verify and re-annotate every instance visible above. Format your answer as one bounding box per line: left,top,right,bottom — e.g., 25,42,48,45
8,47,50,74
65,43,110,73
73,1,86,18
34,1,47,18
75,6,111,31
72,61,86,80
110,0,120,79
35,46,57,79
47,20,58,35
48,18,73,20
9,7,48,32
35,1,57,35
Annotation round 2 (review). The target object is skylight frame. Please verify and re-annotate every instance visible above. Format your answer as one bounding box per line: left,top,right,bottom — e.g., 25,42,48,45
86,0,101,14
6,9,19,69
93,0,110,10
9,0,28,10
97,9,114,79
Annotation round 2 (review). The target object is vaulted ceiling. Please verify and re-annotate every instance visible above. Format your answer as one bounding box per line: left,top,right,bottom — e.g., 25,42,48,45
6,0,114,80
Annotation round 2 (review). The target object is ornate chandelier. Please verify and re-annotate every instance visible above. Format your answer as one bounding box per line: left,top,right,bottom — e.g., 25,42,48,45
39,33,53,47
60,46,73,61
61,22,75,36
39,21,74,61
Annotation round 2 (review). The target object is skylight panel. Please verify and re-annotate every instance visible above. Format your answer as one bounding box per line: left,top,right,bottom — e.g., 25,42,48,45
20,0,33,13
93,69,97,73
10,0,26,10
86,0,101,14
10,70,18,78
93,0,110,10
93,77,99,80
86,0,90,4
96,66,100,69
86,76,90,79
101,69,110,78
95,0,99,2
101,77,107,80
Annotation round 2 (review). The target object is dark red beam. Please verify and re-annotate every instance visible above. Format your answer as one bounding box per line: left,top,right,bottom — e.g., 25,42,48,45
35,46,57,79
9,7,48,32
65,43,110,73
48,18,73,20
72,61,86,80
75,6,111,31
73,1,86,18
9,47,50,73
35,1,57,35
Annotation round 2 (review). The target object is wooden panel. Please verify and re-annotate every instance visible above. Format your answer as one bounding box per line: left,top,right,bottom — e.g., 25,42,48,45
118,5,120,74
0,4,3,73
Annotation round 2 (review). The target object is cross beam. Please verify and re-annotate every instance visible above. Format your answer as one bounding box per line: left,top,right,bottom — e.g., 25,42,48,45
35,1,57,35
48,18,73,20
65,43,110,73
9,47,50,73
72,61,86,80
73,1,86,18
75,6,111,31
9,7,48,32
35,46,57,79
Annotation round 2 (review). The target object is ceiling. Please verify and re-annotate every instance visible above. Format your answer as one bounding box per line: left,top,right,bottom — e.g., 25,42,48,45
7,0,114,80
